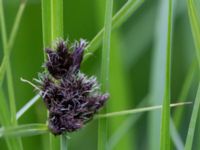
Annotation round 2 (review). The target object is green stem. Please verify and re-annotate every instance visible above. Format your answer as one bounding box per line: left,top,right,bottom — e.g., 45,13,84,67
98,0,113,150
61,134,68,150
0,1,26,86
184,83,200,150
50,0,64,149
41,0,51,60
173,60,197,128
51,0,63,41
160,0,173,149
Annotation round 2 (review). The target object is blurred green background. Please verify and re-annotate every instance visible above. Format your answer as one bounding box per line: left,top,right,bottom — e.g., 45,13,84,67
0,0,198,149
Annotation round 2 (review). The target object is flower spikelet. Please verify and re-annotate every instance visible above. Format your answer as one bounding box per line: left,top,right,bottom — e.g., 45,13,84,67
38,39,109,135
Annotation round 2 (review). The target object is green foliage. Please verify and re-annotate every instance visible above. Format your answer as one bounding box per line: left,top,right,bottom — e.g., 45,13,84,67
0,0,199,149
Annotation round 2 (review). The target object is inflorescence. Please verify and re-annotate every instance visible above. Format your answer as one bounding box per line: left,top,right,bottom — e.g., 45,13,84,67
37,39,109,135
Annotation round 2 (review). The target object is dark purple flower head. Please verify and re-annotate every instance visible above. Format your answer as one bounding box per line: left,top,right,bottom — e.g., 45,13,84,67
45,39,87,79
40,72,109,135
37,39,109,135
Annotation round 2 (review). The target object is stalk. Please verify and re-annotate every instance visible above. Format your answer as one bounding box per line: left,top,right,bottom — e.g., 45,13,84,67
98,0,113,150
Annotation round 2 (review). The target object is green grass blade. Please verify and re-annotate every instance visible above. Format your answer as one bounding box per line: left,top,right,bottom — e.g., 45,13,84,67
0,124,48,138
6,62,17,125
41,0,51,49
0,89,23,150
160,0,173,149
8,1,26,51
84,0,145,61
50,0,64,149
16,94,41,120
173,60,197,129
51,0,63,41
97,102,191,118
0,1,26,87
184,0,200,149
187,0,200,66
0,0,25,149
61,134,67,150
0,89,10,126
184,83,200,149
98,0,113,150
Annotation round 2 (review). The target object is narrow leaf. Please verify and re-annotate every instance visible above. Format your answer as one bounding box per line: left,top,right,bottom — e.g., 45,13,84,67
98,0,113,150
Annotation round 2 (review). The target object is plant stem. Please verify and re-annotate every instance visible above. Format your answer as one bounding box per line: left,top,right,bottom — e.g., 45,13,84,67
160,0,173,149
98,0,113,150
61,134,68,150
51,0,63,41
41,0,51,60
50,0,64,149
184,83,200,150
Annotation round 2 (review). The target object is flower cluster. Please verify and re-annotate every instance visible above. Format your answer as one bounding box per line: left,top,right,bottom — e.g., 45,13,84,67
38,39,109,135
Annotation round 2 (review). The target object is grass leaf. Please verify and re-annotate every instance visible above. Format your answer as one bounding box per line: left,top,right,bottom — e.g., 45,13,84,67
0,124,48,138
16,94,41,120
184,83,200,149
98,0,113,149
98,102,191,119
187,0,200,66
160,0,173,149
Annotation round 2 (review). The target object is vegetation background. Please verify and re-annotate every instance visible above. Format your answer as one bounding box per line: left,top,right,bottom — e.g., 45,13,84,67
0,0,199,150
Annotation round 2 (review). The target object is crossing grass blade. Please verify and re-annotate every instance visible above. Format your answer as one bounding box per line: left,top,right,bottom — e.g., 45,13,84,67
0,0,26,86
184,83,200,149
16,94,41,120
97,102,192,118
173,60,197,129
0,124,48,138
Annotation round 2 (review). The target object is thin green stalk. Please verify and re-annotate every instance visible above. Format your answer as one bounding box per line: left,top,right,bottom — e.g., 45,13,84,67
0,0,24,149
173,60,197,128
98,0,113,150
61,134,68,150
160,0,173,149
41,0,62,150
16,93,41,120
98,102,191,119
8,1,26,51
51,0,63,41
187,0,200,66
184,83,200,149
0,0,26,86
184,0,200,149
41,0,51,60
0,124,49,138
0,0,17,125
50,0,64,149
7,62,17,125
